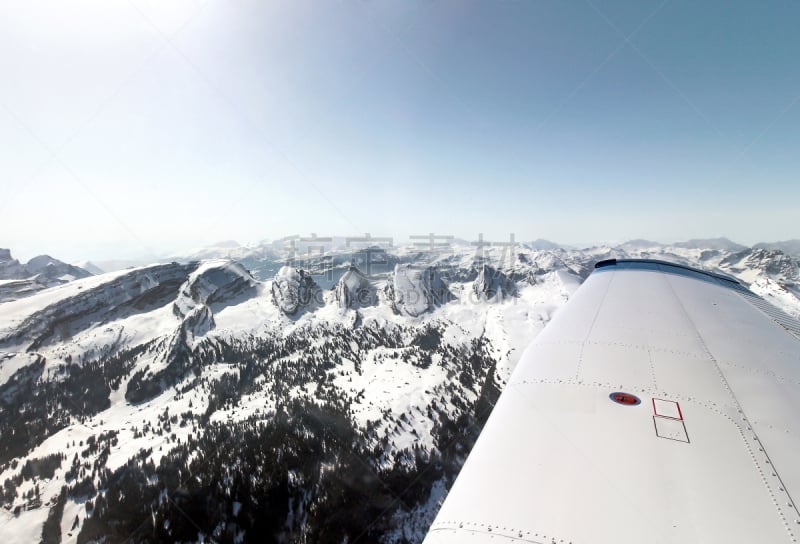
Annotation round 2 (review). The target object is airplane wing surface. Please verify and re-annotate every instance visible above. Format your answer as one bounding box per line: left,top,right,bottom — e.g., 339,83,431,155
424,259,800,544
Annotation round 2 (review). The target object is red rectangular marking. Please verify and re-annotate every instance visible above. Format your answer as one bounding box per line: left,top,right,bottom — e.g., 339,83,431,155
652,398,683,420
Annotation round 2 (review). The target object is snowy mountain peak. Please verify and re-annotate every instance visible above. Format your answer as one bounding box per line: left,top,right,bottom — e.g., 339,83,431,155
675,237,747,251
620,239,664,249
528,238,561,250
0,249,94,302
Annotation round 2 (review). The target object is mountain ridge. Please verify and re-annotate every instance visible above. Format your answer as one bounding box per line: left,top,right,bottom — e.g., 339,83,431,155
1,240,798,543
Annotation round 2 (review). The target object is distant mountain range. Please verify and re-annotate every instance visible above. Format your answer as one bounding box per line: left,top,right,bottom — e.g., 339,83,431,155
0,249,93,303
0,239,798,543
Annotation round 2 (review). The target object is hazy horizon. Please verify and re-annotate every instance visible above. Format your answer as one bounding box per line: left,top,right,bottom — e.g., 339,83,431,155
4,232,798,266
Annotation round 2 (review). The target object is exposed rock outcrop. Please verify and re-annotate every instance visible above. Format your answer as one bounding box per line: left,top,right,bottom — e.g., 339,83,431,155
385,264,454,317
335,266,375,309
173,261,258,320
271,266,321,315
472,264,519,302
0,248,24,280
720,248,799,285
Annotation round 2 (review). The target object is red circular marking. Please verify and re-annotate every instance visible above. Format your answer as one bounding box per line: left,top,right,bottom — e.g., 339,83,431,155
610,392,641,406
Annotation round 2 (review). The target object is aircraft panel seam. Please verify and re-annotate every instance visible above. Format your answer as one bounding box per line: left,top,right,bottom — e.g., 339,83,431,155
716,359,800,387
574,271,614,382
660,272,800,540
533,338,708,360
428,519,566,543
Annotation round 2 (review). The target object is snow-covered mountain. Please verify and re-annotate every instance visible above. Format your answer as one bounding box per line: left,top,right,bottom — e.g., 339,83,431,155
1,240,799,543
674,236,748,252
754,239,800,258
70,262,105,276
0,250,93,303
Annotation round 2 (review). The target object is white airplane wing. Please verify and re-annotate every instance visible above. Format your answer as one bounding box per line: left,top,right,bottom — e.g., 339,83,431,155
424,259,800,544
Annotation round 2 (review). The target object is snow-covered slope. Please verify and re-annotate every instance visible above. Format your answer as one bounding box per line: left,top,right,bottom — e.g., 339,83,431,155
1,240,798,543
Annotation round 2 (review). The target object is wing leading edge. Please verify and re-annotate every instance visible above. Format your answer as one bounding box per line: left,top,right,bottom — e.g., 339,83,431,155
424,259,800,544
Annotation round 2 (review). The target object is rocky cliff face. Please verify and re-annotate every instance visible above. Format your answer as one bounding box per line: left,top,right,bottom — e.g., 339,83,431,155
0,249,25,279
754,240,800,258
334,266,375,309
0,262,198,351
270,266,322,315
173,260,258,319
386,264,454,317
743,249,797,283
471,264,519,302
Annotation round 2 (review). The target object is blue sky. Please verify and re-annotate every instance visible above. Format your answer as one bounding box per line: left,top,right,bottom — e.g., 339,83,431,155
1,0,798,262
